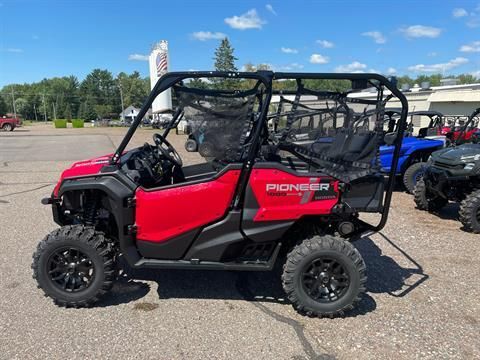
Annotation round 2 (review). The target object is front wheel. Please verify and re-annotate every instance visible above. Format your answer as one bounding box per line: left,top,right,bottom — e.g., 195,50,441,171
403,162,426,194
32,225,116,307
459,189,480,233
413,178,448,211
282,235,366,318
2,123,13,131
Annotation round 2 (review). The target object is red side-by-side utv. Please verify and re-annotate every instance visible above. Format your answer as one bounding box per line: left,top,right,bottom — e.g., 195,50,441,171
33,71,408,317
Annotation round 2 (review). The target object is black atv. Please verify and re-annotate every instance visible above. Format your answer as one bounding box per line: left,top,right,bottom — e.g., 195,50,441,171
414,108,480,232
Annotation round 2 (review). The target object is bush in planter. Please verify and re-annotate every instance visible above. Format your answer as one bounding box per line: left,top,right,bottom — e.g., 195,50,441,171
72,119,84,128
54,119,67,128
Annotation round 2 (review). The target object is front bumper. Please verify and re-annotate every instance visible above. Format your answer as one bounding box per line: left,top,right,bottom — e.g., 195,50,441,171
424,166,470,198
41,195,62,225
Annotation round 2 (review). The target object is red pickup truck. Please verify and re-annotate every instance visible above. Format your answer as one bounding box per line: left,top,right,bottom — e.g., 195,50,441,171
0,116,21,131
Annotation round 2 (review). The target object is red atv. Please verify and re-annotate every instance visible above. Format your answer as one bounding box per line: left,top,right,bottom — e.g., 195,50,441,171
33,71,408,317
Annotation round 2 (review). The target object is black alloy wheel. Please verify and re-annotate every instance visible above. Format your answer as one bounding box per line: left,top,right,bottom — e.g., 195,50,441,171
47,247,95,292
301,257,350,303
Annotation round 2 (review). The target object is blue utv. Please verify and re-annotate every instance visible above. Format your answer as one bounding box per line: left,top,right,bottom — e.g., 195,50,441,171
378,110,445,193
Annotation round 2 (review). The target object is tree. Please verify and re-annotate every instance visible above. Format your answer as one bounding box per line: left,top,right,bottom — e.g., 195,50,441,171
188,78,210,89
457,74,477,84
213,38,239,89
64,103,72,121
0,94,8,115
14,98,29,117
117,71,149,107
79,69,120,114
214,38,238,72
79,99,97,121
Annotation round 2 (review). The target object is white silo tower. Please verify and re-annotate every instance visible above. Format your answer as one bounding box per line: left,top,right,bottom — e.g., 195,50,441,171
149,40,172,114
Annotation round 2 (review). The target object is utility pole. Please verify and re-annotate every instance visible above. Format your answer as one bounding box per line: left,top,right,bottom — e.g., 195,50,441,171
11,88,17,118
42,93,47,121
53,94,59,121
118,80,125,121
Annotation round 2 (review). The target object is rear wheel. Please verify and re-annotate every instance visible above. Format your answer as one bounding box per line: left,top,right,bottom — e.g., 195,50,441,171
459,189,480,233
2,123,13,131
32,225,116,307
403,162,426,194
185,139,198,152
198,141,215,158
413,178,448,211
282,235,366,318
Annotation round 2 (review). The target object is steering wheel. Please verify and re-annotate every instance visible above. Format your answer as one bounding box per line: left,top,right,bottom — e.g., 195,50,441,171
153,133,183,167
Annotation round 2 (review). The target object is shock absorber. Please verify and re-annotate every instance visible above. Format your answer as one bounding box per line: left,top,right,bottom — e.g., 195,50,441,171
83,192,97,226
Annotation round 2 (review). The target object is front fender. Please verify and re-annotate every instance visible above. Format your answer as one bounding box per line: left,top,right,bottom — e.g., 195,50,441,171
54,173,141,265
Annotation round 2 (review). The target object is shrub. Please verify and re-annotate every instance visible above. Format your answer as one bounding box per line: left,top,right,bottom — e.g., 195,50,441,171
72,119,84,128
54,119,67,128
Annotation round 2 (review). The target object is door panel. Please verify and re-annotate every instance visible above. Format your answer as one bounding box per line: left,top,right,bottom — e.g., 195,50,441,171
135,169,241,243
245,165,339,222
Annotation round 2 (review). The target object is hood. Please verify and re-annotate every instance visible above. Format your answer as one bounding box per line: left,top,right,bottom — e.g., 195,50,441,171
379,137,444,156
53,154,112,196
432,144,480,163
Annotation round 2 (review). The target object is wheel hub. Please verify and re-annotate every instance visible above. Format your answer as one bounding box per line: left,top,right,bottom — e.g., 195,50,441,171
302,257,350,303
47,247,95,292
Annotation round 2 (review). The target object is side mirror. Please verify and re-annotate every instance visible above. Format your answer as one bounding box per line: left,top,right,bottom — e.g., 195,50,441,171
384,132,397,145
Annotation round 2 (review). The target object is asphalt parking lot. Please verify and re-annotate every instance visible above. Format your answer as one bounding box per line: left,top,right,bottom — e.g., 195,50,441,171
1,124,479,359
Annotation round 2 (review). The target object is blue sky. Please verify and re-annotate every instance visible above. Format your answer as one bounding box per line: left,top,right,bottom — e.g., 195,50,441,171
1,0,479,87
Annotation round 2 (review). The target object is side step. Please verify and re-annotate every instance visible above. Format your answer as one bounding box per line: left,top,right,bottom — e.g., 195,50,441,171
134,243,281,271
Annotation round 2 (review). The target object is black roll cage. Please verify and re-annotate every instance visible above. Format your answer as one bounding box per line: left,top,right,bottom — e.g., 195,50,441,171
110,71,408,233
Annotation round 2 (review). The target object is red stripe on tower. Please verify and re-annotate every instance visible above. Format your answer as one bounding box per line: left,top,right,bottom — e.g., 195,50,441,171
156,52,168,76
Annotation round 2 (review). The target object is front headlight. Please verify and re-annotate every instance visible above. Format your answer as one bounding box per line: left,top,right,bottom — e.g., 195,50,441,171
460,154,480,162
464,163,475,170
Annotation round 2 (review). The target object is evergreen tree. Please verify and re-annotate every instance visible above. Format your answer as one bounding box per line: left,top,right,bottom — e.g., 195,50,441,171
214,38,238,72
213,38,239,90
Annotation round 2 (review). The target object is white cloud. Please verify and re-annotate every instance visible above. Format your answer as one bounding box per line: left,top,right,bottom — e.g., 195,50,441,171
244,62,304,71
128,54,149,61
471,70,480,78
407,57,469,72
460,41,480,53
4,48,23,53
225,9,266,30
362,31,386,44
281,47,298,54
336,63,367,73
335,61,367,73
428,51,438,57
309,54,329,64
400,25,442,38
316,40,334,48
278,63,304,71
467,17,480,28
453,8,468,18
386,67,397,75
191,31,226,41
265,4,277,15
